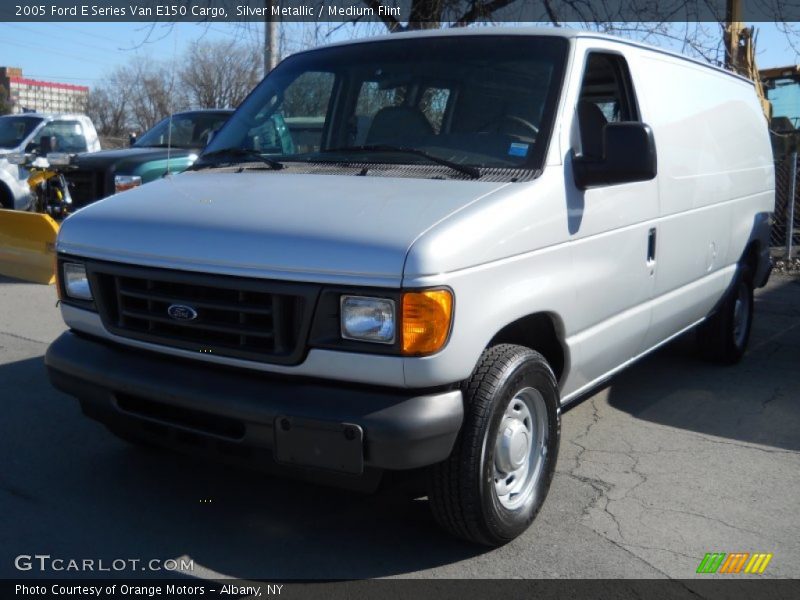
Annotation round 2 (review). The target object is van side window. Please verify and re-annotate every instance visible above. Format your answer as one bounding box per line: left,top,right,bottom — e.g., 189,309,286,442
577,53,640,158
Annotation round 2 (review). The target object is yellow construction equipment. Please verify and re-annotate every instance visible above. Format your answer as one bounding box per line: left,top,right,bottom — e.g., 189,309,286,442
724,0,772,121
0,209,59,284
0,144,75,284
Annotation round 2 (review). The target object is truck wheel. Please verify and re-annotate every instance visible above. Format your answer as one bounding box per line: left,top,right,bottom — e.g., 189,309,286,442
428,344,560,546
698,265,754,364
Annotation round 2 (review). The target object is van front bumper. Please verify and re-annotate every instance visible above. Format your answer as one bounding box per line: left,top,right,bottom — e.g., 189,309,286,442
45,332,463,482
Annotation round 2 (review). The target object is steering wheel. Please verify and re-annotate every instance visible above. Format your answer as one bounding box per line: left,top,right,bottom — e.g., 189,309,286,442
479,115,539,138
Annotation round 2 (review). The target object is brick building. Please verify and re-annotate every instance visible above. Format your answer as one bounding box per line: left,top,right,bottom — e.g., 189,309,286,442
0,67,89,114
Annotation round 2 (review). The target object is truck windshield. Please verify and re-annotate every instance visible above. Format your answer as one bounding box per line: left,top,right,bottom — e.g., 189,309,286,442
204,36,568,176
135,112,231,149
0,116,44,149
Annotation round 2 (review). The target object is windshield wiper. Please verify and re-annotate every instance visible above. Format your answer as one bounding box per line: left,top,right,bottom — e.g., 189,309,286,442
318,145,481,179
190,147,284,171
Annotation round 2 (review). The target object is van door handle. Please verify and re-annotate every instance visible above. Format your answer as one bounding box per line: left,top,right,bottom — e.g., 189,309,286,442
647,227,657,265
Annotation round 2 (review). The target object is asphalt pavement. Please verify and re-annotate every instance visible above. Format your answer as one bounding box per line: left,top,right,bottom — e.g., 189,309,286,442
1,273,798,579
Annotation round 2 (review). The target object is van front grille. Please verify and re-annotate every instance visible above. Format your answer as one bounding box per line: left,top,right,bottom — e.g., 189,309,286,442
90,263,319,365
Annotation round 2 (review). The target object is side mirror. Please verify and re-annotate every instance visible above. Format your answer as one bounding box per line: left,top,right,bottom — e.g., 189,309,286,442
573,122,657,190
24,142,37,153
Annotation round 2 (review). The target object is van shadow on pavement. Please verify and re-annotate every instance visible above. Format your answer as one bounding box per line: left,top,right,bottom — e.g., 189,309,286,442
605,276,800,452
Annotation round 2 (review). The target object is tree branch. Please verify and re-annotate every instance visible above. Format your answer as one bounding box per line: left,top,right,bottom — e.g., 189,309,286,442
452,0,518,27
362,0,403,32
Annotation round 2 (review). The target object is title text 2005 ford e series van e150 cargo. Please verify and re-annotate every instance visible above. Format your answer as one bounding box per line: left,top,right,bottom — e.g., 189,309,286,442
45,28,774,546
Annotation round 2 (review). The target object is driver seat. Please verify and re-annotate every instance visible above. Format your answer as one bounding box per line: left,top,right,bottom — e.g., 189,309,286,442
366,106,433,145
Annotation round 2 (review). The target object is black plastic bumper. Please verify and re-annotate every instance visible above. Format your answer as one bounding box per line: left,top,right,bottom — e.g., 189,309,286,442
46,332,463,482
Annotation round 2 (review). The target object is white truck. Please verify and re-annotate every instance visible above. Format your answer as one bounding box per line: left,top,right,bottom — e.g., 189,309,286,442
45,28,774,545
0,113,100,210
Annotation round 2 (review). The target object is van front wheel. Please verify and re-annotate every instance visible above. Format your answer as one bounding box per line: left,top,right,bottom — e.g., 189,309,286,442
428,345,560,546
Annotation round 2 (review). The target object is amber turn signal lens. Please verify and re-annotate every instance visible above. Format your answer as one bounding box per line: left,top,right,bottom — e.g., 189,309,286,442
401,289,453,355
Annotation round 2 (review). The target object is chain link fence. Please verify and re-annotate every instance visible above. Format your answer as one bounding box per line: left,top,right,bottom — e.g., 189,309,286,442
772,151,799,259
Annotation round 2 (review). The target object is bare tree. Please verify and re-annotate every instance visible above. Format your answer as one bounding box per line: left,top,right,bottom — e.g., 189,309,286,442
179,39,262,108
122,60,186,131
85,74,130,139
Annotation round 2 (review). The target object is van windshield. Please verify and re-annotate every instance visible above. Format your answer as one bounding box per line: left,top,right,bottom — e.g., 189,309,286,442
203,36,568,178
0,116,43,149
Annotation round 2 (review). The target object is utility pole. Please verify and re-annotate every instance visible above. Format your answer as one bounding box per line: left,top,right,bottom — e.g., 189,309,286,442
264,0,278,77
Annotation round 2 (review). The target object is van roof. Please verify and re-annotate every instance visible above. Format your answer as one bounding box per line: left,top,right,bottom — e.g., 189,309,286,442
311,26,751,86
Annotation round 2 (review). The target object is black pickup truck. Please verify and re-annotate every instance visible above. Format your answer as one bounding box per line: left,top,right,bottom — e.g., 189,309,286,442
67,109,233,209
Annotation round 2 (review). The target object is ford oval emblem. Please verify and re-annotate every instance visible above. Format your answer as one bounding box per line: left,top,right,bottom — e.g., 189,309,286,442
167,304,198,321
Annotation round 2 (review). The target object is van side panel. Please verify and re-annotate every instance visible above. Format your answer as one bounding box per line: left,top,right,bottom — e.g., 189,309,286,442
559,41,660,391
633,52,774,349
402,168,577,390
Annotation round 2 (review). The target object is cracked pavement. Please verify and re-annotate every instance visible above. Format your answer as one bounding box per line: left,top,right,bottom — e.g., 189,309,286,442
1,274,798,579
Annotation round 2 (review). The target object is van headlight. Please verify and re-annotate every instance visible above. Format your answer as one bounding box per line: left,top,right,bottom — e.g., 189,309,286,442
340,296,395,344
63,263,93,301
115,175,142,193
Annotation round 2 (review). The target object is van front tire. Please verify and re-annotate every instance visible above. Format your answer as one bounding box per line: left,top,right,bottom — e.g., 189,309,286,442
428,344,560,546
698,266,754,364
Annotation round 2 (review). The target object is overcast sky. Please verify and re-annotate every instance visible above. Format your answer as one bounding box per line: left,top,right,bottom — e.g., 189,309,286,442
1,21,798,90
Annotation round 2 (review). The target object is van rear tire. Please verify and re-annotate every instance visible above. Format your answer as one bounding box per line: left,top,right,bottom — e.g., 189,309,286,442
428,344,560,546
698,266,753,364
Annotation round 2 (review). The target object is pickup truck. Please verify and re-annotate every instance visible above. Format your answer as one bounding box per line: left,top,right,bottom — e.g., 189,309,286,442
0,113,100,210
66,109,233,209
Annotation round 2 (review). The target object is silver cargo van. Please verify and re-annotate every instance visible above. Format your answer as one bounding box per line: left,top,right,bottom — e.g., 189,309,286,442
46,28,774,545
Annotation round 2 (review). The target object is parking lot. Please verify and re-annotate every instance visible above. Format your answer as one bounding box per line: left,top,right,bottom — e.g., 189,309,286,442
1,273,798,580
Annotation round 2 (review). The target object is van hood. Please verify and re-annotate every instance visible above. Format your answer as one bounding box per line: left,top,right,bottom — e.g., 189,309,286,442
57,171,508,286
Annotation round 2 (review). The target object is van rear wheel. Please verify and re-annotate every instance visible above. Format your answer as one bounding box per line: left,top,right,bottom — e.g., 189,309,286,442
428,344,560,546
698,265,754,364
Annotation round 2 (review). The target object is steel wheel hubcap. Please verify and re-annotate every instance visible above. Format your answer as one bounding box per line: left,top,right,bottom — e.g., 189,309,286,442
493,387,548,510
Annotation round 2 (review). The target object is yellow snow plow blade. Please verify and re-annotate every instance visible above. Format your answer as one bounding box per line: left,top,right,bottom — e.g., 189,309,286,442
0,209,59,284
